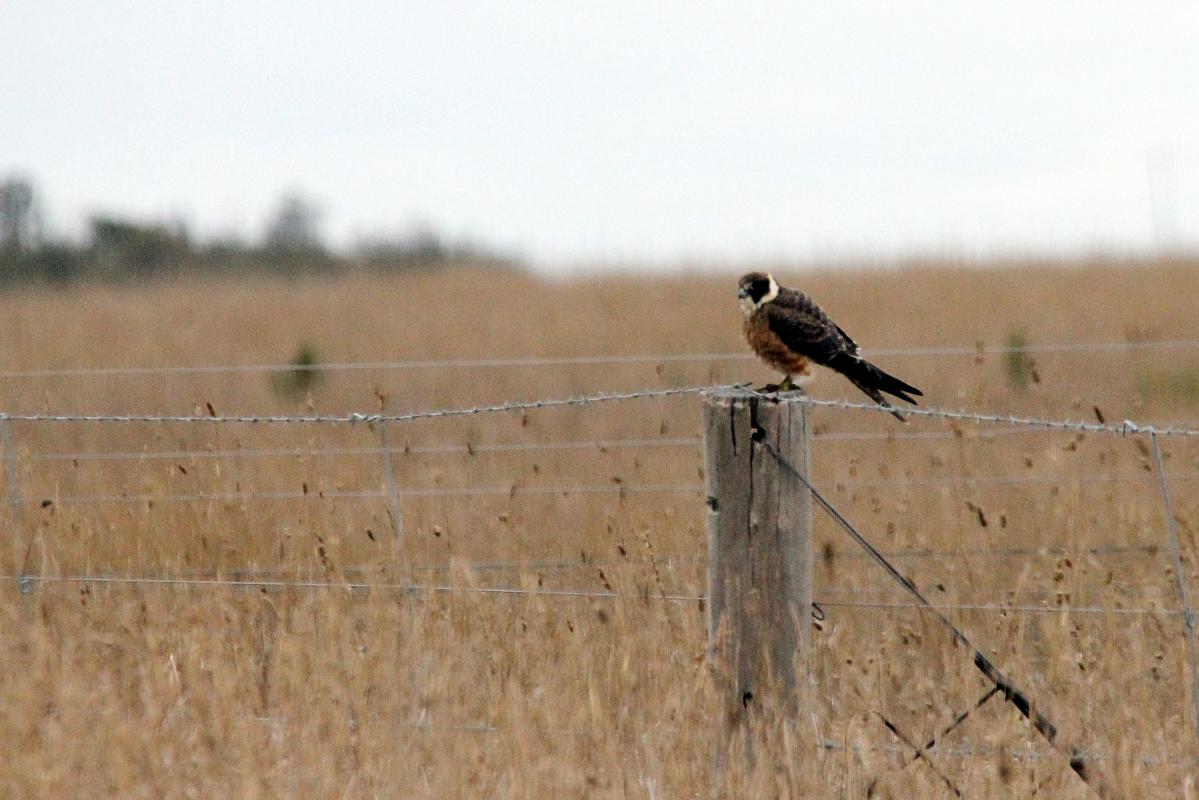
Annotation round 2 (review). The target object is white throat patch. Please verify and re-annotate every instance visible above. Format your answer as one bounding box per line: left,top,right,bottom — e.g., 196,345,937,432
761,275,780,305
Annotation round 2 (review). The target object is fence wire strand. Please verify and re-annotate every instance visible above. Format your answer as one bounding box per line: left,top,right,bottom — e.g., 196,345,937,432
6,572,705,602
11,469,1198,507
1,337,1197,380
7,572,1175,619
9,426,1109,465
0,384,726,425
3,387,1198,438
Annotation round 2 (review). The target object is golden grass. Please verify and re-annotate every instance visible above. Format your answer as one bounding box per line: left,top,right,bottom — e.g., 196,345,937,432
2,261,1199,797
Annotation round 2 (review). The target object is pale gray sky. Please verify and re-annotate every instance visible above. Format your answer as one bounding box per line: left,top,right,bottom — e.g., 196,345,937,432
3,2,1197,268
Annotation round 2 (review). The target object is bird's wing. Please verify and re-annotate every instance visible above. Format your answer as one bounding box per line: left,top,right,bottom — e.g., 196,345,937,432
763,290,857,365
766,289,922,414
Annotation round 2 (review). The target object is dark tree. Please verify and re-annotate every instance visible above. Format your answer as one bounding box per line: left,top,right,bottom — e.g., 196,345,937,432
90,216,191,277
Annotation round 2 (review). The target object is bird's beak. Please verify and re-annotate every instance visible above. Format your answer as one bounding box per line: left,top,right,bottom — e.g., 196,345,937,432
737,288,749,299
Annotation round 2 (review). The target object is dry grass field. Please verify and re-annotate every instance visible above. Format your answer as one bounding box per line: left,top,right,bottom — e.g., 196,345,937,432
2,260,1199,798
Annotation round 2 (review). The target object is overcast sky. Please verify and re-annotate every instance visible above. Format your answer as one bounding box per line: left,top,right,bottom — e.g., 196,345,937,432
3,2,1197,268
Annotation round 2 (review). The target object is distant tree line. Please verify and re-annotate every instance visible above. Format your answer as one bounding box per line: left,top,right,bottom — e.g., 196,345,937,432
0,175,519,287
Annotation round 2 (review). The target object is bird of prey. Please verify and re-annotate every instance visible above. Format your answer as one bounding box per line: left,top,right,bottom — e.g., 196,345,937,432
737,271,922,420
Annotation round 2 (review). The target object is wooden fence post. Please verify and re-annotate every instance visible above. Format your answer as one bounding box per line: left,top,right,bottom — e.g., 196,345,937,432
703,387,812,778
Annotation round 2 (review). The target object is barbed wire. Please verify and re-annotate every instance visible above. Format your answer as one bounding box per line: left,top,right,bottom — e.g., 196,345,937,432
4,386,1199,438
0,384,725,425
784,393,1199,438
0,338,1195,380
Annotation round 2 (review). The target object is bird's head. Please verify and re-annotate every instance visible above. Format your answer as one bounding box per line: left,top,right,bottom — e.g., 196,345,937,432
737,272,779,316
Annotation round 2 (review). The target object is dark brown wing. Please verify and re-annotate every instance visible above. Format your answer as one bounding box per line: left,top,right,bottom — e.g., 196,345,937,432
764,288,922,415
762,288,857,366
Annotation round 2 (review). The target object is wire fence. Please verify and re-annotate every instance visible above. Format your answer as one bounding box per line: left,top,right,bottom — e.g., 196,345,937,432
0,384,722,425
9,469,1197,507
7,571,1181,620
5,376,1196,790
0,336,1196,380
12,424,1133,466
4,387,1199,438
6,384,1195,592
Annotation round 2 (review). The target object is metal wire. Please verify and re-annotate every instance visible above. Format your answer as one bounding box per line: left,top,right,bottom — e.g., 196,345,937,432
758,435,1116,796
7,572,705,602
9,570,1171,618
0,384,725,425
783,392,1199,438
15,465,1196,506
4,482,702,506
815,599,1172,617
23,422,1148,465
14,470,1194,506
834,471,1199,489
817,541,1162,563
1,338,1196,380
212,555,704,578
4,387,1198,438
26,437,704,464
11,427,1076,465
152,539,1159,584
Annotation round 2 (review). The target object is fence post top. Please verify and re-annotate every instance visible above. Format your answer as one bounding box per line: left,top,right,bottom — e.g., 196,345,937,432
702,386,808,403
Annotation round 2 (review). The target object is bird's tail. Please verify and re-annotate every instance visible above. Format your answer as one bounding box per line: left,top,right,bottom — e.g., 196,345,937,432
831,353,923,420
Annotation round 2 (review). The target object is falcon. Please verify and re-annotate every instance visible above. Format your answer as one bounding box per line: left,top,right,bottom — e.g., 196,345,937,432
737,271,922,420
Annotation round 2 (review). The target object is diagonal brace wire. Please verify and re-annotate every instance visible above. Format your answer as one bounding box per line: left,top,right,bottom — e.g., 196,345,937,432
758,435,1118,800
877,712,963,797
899,686,1000,772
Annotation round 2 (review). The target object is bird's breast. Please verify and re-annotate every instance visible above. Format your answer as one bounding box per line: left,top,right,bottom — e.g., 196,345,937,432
744,310,813,376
